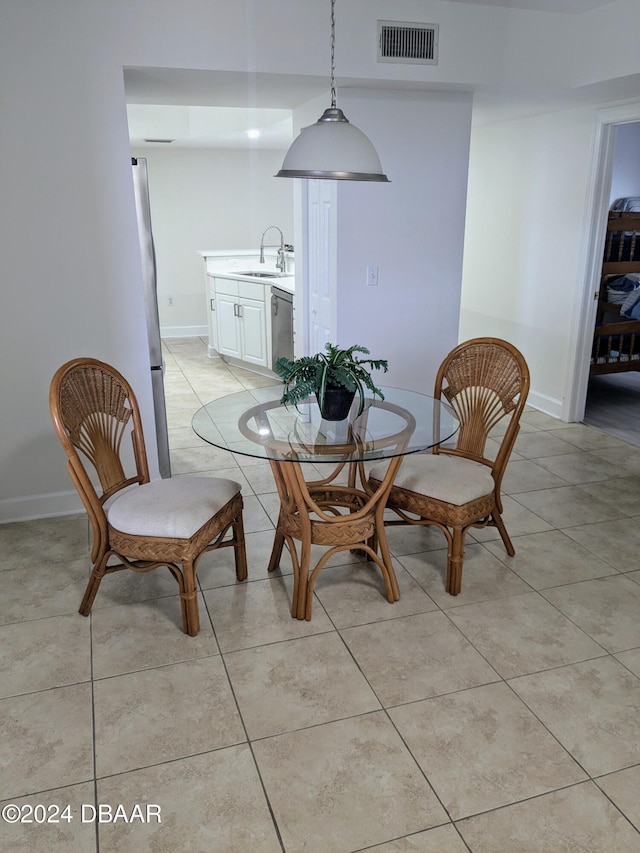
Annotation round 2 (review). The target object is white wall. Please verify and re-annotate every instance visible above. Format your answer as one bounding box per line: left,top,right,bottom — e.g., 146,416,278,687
0,0,478,522
459,105,597,418
339,0,574,90
0,2,153,520
1,0,322,521
573,0,640,88
335,90,472,393
609,122,640,205
4,0,640,521
131,147,294,335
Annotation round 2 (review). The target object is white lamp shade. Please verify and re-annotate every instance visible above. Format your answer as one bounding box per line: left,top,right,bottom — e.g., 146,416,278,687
276,107,389,182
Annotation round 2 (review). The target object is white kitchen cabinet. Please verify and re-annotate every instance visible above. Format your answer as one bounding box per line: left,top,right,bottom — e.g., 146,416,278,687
201,253,294,374
214,291,242,359
212,277,268,368
238,298,268,365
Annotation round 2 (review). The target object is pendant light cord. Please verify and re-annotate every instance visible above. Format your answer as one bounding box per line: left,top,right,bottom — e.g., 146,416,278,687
330,0,336,109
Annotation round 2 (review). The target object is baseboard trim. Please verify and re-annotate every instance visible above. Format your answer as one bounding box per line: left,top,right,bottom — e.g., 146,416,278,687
218,354,279,380
0,490,84,524
527,390,565,421
160,325,208,338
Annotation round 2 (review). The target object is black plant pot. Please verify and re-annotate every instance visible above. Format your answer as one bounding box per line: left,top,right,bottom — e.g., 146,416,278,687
316,386,356,421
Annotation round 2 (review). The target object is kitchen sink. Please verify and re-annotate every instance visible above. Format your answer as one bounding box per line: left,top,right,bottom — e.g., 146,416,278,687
236,271,281,278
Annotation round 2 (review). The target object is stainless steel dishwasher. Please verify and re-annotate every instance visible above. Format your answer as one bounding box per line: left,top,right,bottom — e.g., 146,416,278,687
271,286,294,369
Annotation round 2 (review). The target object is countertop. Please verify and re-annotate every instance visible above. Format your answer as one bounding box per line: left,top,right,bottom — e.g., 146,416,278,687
210,270,295,294
200,250,295,295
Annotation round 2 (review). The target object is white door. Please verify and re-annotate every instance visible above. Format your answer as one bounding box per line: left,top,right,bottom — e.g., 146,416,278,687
307,179,337,353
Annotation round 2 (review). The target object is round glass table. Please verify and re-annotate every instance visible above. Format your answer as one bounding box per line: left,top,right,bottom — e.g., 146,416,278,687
193,386,458,620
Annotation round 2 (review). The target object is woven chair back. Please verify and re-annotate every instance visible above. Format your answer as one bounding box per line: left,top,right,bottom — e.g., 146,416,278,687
435,338,530,466
50,358,149,506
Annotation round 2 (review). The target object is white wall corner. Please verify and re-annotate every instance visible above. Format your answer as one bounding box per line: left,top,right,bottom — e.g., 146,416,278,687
527,390,565,421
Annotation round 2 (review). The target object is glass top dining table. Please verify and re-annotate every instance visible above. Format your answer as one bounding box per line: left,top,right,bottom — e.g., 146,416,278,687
191,385,459,464
192,385,459,621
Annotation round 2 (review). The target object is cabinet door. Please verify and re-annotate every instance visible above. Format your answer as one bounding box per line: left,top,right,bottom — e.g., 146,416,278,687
215,293,242,358
239,298,267,366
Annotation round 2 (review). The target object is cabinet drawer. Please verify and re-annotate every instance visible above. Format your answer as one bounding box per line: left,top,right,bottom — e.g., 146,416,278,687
214,277,239,297
239,280,266,302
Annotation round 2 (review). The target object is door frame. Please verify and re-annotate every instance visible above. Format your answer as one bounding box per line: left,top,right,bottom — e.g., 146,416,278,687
568,102,640,423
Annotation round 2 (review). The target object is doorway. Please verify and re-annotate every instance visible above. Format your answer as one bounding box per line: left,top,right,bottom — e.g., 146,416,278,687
122,68,311,346
583,372,640,446
570,104,640,441
580,118,640,446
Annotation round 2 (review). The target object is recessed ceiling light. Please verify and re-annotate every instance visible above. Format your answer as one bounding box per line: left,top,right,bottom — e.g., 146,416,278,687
247,129,261,139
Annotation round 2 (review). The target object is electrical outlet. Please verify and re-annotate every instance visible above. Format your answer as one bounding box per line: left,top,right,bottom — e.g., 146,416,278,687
167,296,173,307
367,265,379,287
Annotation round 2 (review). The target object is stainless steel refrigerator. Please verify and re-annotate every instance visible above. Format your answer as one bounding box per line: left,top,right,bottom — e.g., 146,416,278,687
131,156,171,478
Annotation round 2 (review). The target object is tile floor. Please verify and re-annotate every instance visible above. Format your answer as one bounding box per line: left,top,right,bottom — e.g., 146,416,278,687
2,336,640,852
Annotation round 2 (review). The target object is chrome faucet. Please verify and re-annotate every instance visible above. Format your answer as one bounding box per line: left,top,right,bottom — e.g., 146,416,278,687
259,225,286,273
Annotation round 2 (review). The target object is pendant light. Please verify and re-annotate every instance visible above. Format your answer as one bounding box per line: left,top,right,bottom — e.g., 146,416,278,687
275,0,389,182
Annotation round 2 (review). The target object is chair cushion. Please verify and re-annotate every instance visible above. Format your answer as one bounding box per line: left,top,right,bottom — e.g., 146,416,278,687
371,454,494,507
108,477,241,539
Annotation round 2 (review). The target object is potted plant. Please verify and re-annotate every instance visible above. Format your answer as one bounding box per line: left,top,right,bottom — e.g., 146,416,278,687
275,343,389,420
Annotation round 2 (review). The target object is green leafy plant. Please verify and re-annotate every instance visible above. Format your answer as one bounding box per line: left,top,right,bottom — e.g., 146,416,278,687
275,343,389,416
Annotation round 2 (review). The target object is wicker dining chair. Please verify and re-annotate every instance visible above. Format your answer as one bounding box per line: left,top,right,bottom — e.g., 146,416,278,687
368,337,530,595
49,357,247,636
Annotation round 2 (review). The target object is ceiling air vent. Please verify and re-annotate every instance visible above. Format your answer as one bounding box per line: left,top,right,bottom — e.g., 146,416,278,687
377,21,439,65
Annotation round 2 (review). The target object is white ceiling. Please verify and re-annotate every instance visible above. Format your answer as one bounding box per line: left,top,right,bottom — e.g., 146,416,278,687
445,0,612,11
127,103,295,150
125,69,328,150
125,0,618,150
